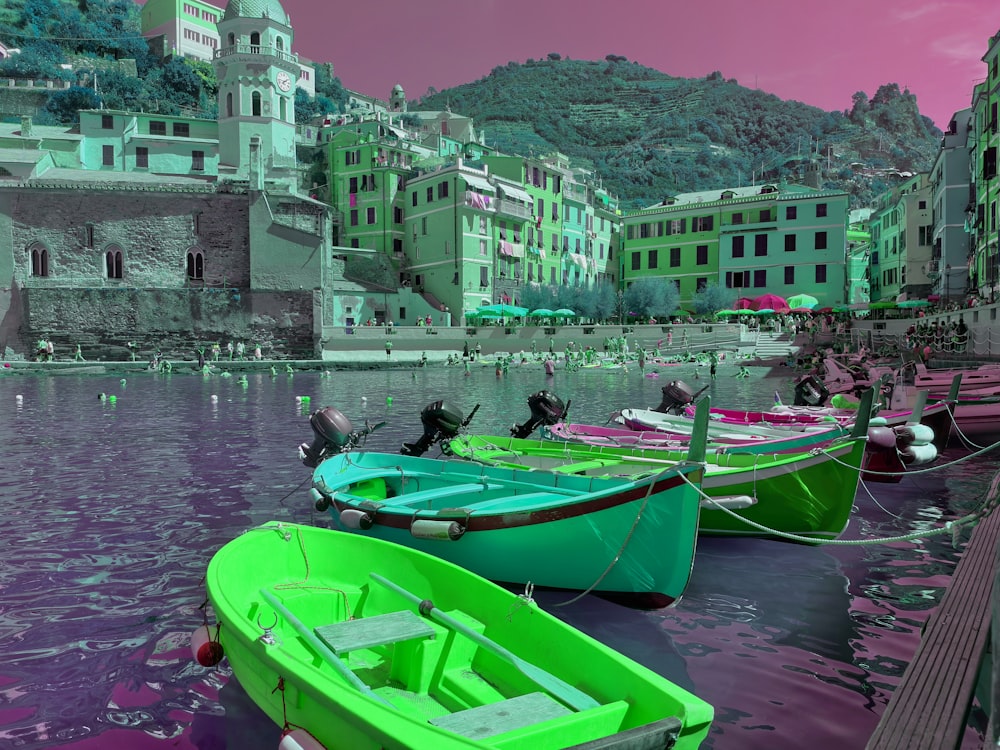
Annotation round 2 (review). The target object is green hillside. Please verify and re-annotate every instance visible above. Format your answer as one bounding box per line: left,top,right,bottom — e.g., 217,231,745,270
415,57,943,209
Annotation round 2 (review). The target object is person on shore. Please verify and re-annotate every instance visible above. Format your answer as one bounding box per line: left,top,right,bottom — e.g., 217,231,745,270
236,341,245,360
475,342,482,359
385,339,392,359
254,343,262,361
227,341,234,360
463,341,470,360
45,340,54,362
74,344,85,362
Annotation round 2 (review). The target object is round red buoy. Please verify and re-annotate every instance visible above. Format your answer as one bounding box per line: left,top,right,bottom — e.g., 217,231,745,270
279,727,327,750
190,625,224,667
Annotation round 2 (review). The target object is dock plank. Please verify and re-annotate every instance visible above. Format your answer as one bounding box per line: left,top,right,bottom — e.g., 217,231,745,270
866,472,1000,750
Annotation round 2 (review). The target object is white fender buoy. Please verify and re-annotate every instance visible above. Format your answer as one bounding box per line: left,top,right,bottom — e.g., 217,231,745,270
893,423,935,447
279,727,327,750
869,416,888,426
211,394,218,402
410,519,465,541
15,394,23,402
339,508,373,530
190,625,224,667
900,442,938,466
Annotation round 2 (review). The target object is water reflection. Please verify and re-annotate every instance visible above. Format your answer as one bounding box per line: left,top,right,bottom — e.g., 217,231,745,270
0,365,991,749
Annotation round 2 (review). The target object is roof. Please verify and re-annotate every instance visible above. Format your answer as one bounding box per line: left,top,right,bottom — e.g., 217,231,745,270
222,0,289,25
20,168,214,190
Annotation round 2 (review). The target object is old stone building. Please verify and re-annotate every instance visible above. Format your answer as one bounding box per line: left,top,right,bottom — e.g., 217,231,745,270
0,0,331,360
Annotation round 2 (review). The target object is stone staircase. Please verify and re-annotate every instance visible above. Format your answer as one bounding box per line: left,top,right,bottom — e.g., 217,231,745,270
751,331,800,362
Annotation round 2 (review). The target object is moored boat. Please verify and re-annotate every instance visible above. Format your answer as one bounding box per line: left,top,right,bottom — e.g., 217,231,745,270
448,391,874,542
202,521,714,749
303,400,711,607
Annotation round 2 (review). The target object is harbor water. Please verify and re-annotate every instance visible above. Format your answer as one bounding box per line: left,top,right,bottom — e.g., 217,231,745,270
0,359,992,748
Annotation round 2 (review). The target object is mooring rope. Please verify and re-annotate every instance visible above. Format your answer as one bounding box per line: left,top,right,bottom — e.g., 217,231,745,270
677,468,1000,547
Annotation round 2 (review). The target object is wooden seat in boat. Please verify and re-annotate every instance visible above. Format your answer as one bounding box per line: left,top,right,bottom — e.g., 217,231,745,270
314,610,435,654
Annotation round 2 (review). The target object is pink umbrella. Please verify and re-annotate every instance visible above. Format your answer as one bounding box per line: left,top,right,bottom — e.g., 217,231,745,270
735,297,755,310
751,293,790,313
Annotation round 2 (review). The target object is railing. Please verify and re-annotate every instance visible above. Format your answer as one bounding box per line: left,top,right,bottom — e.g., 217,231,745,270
213,45,298,66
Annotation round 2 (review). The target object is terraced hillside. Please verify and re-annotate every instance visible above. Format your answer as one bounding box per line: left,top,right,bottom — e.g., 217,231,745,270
416,58,942,210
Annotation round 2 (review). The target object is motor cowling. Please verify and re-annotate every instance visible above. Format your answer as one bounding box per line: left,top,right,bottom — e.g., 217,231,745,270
793,375,830,407
402,400,466,456
654,380,696,415
511,390,568,438
299,407,355,468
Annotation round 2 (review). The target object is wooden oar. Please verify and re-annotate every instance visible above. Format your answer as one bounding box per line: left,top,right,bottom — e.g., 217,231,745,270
369,573,599,712
260,589,394,707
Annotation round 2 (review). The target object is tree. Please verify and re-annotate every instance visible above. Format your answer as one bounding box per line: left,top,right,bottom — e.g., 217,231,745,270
691,281,735,315
40,85,102,124
623,278,679,319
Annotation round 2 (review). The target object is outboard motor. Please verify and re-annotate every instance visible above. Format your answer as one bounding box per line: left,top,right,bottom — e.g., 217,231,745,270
654,380,698,415
793,374,831,407
299,407,356,468
402,400,478,456
511,390,570,438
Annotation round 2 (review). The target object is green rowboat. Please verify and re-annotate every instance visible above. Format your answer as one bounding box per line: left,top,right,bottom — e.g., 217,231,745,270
205,522,714,749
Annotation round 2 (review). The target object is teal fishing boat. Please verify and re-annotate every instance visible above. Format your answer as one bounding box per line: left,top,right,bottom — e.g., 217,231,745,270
448,391,874,542
306,401,711,607
202,522,714,750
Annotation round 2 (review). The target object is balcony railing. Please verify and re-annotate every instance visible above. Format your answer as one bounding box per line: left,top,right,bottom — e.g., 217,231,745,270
214,44,298,66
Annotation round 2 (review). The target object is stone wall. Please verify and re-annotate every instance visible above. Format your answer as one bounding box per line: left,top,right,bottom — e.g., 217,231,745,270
10,188,251,289
21,287,315,360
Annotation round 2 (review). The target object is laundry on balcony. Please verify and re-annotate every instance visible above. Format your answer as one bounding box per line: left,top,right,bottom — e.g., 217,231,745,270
467,192,491,210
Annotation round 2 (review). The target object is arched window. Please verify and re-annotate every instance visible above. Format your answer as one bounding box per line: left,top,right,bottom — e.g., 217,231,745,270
106,248,123,279
275,37,284,52
226,92,233,118
227,32,235,46
187,250,204,280
249,31,260,53
279,96,287,121
251,91,261,117
30,245,48,277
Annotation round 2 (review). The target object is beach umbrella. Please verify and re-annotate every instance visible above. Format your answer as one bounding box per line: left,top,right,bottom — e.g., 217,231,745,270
528,308,554,317
715,309,740,317
786,293,818,310
480,303,528,317
552,308,577,317
789,306,814,314
897,299,930,308
466,308,501,319
870,301,897,310
735,297,754,310
750,293,790,313
753,308,776,315
815,307,833,314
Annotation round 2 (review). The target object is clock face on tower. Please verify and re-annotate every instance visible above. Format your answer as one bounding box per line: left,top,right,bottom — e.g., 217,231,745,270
276,71,292,92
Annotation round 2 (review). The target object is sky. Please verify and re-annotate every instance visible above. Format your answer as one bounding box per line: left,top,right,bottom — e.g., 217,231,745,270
264,0,1000,130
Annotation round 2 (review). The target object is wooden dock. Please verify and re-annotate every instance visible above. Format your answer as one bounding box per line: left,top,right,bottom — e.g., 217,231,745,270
866,470,1000,750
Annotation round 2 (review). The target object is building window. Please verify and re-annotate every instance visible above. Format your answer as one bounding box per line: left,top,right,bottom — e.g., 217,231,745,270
102,145,114,166
85,225,94,248
630,252,641,271
784,266,795,284
648,249,658,269
815,231,828,250
759,209,772,222
411,191,417,206
136,147,148,168
251,91,261,116
816,203,827,217
786,206,797,220
31,245,49,277
186,250,203,280
350,210,358,226
226,93,233,117
784,234,796,252
755,234,767,256
101,114,113,129
393,206,404,224
670,247,681,267
732,212,743,225
106,249,123,279
816,264,827,283
754,269,766,287
550,266,556,284
696,245,708,265
732,236,744,257
438,181,449,199
367,207,376,224
192,150,204,171
696,277,707,291
174,122,190,137
149,121,166,136
426,186,433,203
693,216,713,232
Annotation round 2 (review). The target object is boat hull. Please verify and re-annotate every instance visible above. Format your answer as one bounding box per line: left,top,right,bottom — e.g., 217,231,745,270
206,522,714,750
448,435,868,542
312,452,705,606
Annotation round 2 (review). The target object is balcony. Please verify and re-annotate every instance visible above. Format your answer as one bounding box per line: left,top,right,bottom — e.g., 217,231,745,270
214,44,298,68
